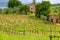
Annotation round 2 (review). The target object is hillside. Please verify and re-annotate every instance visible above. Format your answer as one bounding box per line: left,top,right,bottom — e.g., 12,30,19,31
0,14,60,40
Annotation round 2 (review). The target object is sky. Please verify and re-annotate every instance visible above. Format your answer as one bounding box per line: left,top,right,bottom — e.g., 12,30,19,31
0,0,60,7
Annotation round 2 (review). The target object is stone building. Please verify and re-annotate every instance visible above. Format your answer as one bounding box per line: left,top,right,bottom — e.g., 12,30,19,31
47,14,59,23
30,0,35,14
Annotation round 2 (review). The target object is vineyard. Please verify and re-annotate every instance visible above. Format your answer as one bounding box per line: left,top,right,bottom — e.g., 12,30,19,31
0,14,60,40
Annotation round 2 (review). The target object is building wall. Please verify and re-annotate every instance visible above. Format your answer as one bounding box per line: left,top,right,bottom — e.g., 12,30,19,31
30,4,35,14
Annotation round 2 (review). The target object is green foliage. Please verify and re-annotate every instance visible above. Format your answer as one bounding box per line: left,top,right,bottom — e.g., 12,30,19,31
0,8,2,13
3,4,29,14
41,1,51,16
7,0,23,14
13,7,19,13
4,8,10,14
7,0,30,14
18,5,24,14
0,14,60,40
52,6,60,20
35,3,42,18
8,0,22,8
18,5,30,14
35,1,51,18
22,5,30,14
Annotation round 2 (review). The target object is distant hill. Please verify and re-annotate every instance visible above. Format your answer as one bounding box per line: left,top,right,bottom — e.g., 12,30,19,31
51,3,60,6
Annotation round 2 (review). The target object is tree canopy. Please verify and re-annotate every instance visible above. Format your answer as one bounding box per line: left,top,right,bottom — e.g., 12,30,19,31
8,0,22,8
18,5,30,14
35,1,51,18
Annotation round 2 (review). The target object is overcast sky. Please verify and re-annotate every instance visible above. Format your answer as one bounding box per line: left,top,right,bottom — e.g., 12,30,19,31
20,0,60,4
0,0,60,7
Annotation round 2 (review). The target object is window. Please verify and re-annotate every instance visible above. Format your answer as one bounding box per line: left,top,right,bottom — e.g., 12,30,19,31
31,11,33,13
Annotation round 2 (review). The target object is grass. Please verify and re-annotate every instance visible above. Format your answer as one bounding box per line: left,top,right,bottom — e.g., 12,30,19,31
0,14,60,40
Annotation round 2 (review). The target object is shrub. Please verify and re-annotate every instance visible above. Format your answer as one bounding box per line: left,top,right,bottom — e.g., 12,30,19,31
18,5,30,14
13,7,19,13
4,8,10,14
0,8,2,14
35,1,51,18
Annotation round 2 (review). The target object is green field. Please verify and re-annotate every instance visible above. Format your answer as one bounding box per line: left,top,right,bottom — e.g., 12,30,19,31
0,14,60,40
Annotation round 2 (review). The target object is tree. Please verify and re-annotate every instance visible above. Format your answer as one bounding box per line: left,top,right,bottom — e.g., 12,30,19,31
13,7,19,13
23,5,30,14
8,0,22,8
18,5,24,14
35,3,42,18
18,5,30,14
4,8,10,14
35,1,51,18
0,8,2,14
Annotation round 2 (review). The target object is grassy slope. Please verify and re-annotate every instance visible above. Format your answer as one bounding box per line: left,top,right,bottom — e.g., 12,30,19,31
50,5,60,15
0,14,60,40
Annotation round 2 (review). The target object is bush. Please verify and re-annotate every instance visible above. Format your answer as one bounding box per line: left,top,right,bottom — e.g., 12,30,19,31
18,5,30,14
35,3,42,18
35,1,51,18
3,8,10,14
0,8,2,14
13,7,19,13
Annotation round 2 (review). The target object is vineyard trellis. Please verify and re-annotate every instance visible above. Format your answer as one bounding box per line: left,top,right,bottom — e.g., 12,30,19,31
0,25,60,35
